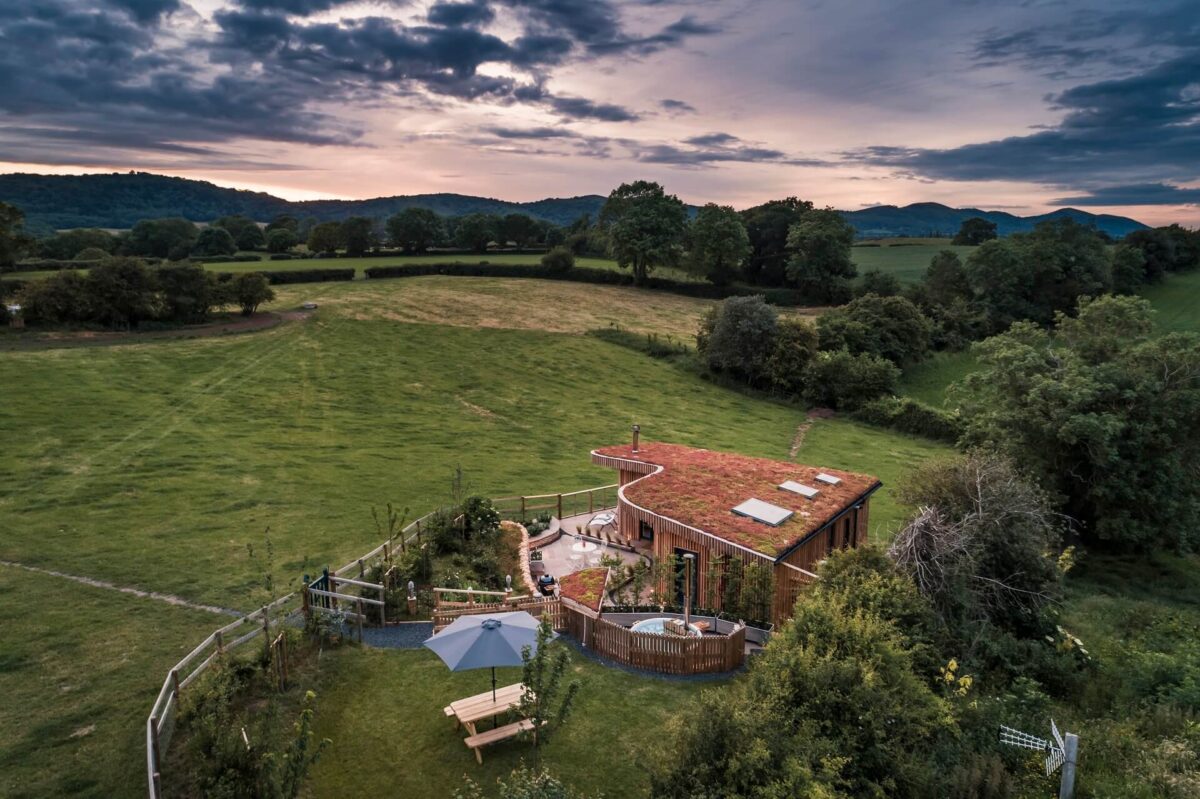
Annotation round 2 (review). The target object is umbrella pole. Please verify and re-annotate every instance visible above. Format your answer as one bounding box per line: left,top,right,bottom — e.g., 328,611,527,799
492,667,498,729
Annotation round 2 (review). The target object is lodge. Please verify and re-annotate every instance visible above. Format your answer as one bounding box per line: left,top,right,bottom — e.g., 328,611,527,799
591,432,882,625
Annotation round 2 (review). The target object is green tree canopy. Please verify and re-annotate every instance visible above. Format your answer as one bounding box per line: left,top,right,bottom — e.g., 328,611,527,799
966,219,1110,330
127,217,198,260
213,215,265,251
739,197,813,285
685,203,751,286
453,213,499,253
652,565,952,799
697,295,779,384
951,216,998,245
817,293,933,366
266,228,297,254
307,221,343,254
37,228,117,260
386,207,443,253
785,208,857,302
954,294,1200,550
192,226,238,257
265,214,299,233
498,213,541,247
922,249,972,307
86,258,159,328
599,180,688,286
0,201,34,270
340,216,377,257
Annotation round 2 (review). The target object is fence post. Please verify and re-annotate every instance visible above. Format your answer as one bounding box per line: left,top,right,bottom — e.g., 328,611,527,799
589,490,594,514
261,606,271,660
356,598,364,644
358,559,365,579
1060,733,1078,799
214,629,224,657
170,668,180,698
557,493,563,520
520,496,526,522
301,576,310,620
148,715,161,787
379,583,386,626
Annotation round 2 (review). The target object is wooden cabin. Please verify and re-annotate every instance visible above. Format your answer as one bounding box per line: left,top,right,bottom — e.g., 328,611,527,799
592,440,881,626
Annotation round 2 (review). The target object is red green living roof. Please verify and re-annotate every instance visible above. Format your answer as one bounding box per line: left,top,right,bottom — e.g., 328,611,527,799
557,567,608,612
593,442,881,559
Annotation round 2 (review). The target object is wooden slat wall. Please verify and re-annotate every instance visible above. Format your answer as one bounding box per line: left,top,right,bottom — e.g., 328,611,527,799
581,613,745,675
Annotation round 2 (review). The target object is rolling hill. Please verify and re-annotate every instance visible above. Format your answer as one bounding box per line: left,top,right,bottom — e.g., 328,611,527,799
0,171,1148,238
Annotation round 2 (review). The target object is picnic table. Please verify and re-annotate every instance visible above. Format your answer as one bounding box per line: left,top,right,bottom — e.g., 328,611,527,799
443,682,537,763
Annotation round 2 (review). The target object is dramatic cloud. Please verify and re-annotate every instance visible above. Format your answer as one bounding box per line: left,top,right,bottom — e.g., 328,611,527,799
856,50,1200,195
659,98,696,114
1053,183,1200,207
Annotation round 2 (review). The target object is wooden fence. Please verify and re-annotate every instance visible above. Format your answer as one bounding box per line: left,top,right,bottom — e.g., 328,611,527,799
142,482,634,797
435,595,744,675
492,484,618,523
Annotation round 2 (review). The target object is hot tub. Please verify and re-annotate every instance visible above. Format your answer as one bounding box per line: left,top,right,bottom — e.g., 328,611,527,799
628,617,702,637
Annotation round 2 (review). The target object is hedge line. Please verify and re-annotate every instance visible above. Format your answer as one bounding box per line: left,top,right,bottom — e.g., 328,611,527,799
14,257,161,271
850,395,963,443
199,254,264,263
362,262,811,306
257,268,355,285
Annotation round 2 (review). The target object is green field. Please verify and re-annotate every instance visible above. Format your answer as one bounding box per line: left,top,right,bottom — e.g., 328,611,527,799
852,238,975,284
0,273,954,796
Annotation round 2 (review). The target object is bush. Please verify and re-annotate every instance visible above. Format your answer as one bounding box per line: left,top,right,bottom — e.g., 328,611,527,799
259,268,354,284
201,254,263,263
15,258,102,271
74,247,110,262
851,395,963,443
540,246,574,273
19,270,92,324
157,262,219,324
231,272,274,315
802,350,899,410
85,257,159,328
856,269,902,297
818,293,933,366
764,316,819,396
701,295,779,383
269,253,295,261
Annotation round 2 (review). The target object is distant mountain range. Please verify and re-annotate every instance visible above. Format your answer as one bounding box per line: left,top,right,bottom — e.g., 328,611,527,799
842,202,1148,239
0,171,1149,239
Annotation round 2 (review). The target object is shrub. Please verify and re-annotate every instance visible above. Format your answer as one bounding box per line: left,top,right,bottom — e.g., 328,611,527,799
269,253,295,261
18,270,91,324
818,293,933,366
540,246,574,273
802,350,899,410
851,395,963,443
763,316,819,396
74,246,110,262
201,254,263,263
856,269,902,296
231,272,274,315
14,258,102,271
157,262,218,324
701,295,779,383
86,257,159,328
259,268,354,284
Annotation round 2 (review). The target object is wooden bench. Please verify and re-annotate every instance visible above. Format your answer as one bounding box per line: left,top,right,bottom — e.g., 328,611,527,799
463,718,542,764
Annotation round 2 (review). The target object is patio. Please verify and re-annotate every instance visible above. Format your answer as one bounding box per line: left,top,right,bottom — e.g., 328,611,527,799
530,509,649,594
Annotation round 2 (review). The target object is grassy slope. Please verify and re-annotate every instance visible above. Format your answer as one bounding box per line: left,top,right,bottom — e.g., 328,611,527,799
852,240,975,284
306,646,712,798
0,568,220,799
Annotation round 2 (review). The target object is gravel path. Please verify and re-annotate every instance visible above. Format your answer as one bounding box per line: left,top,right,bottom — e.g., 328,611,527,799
361,621,434,649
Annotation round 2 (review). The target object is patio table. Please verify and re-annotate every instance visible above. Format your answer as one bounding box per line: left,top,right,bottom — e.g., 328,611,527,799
445,682,529,737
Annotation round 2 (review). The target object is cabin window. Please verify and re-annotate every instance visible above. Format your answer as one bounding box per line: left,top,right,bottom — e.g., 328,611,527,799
638,520,655,541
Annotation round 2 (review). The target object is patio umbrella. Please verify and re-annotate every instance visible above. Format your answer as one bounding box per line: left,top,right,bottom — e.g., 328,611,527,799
423,611,552,701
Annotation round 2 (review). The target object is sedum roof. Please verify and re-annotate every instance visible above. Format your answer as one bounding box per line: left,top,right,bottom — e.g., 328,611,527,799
593,442,881,559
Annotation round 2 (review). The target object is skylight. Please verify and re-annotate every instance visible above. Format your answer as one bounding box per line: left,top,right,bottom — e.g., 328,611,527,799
732,498,794,526
779,480,820,499
815,473,842,486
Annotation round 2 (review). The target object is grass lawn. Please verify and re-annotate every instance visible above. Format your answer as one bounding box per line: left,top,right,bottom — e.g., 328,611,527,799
0,567,223,799
897,350,981,407
1141,269,1200,333
852,239,975,284
305,645,714,798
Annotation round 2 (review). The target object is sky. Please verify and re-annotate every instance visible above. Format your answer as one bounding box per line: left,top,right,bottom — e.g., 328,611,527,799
0,0,1197,225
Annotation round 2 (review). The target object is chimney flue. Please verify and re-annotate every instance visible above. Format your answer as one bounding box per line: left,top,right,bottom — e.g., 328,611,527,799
632,424,640,453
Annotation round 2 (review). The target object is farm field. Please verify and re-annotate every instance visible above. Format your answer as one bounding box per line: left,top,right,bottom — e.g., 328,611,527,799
852,238,975,284
0,273,952,796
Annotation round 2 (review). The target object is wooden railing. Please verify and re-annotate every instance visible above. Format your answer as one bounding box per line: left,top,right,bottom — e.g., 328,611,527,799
584,616,745,675
492,484,618,523
433,596,744,675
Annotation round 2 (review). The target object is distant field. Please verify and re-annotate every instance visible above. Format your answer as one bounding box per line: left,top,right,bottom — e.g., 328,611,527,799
852,238,975,284
1140,269,1200,333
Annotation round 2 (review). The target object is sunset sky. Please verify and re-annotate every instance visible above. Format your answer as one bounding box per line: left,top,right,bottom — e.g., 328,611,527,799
1,0,1197,225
